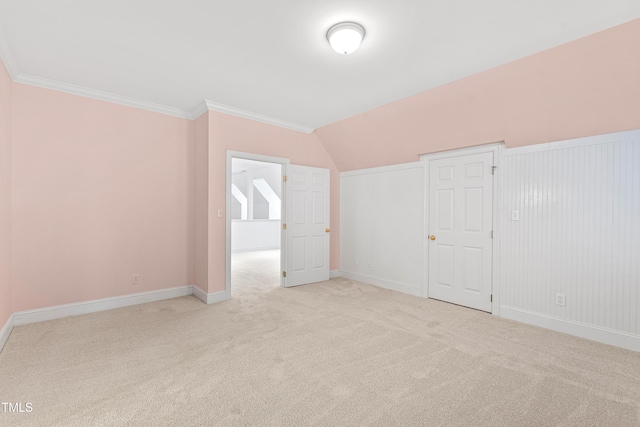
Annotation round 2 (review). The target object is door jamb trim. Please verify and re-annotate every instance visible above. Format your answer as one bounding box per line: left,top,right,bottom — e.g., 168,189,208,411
226,151,290,295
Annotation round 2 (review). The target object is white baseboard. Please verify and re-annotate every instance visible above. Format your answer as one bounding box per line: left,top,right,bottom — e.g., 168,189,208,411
13,286,195,326
500,306,640,353
340,271,422,297
329,270,341,279
1,285,233,355
0,313,14,354
192,286,208,303
193,286,231,305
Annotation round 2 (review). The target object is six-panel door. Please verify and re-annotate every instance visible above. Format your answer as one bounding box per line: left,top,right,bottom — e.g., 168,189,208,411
284,164,330,287
428,152,493,312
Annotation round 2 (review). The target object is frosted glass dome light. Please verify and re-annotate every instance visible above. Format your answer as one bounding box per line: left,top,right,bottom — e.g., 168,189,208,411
327,22,365,54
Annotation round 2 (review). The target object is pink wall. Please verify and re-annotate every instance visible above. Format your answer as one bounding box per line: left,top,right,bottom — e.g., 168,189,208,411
193,113,209,292
316,19,640,171
5,18,637,314
0,60,11,327
200,111,340,293
6,80,341,310
11,84,195,311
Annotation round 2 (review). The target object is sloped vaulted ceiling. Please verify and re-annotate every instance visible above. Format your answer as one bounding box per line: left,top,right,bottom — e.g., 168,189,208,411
0,1,638,132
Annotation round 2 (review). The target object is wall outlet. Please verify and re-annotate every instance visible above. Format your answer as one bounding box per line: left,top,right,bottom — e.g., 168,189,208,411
367,261,372,268
511,210,520,221
217,209,223,218
353,258,359,266
131,274,140,285
555,293,566,307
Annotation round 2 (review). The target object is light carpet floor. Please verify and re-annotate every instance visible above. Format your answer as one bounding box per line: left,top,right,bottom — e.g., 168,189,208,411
231,249,281,297
1,258,639,425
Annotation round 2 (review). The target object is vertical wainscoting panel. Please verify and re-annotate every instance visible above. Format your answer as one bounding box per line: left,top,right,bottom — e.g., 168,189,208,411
500,131,640,348
340,172,373,276
340,163,424,295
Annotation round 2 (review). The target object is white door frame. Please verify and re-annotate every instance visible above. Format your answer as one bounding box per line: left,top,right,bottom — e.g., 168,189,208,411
421,142,504,315
226,150,290,294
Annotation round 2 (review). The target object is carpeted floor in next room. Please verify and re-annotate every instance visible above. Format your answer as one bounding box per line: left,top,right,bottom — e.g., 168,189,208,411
1,252,639,426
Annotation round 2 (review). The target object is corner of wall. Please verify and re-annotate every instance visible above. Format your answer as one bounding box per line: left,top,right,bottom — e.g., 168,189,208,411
194,112,210,293
0,53,13,337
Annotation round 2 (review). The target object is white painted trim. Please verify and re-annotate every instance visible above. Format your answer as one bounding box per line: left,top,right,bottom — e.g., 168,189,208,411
190,100,210,120
340,161,423,177
0,21,19,80
12,286,194,326
195,100,315,134
227,151,290,166
422,142,504,314
503,129,640,156
0,314,14,354
193,286,230,305
422,157,429,304
227,151,290,296
0,285,231,354
329,270,341,279
0,28,191,119
208,290,231,304
192,285,208,304
0,34,315,131
419,142,505,161
500,306,640,353
491,143,503,316
15,74,193,119
341,271,422,297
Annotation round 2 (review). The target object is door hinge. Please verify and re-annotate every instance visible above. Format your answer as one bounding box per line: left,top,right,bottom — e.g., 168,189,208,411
283,223,287,230
491,165,497,175
490,230,493,239
283,175,287,182
490,294,493,302
283,271,287,278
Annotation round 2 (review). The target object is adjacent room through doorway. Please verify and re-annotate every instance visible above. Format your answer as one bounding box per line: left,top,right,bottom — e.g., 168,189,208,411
230,158,283,296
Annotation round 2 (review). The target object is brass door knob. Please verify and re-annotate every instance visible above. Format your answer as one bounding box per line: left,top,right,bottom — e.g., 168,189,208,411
326,228,331,233
429,235,436,241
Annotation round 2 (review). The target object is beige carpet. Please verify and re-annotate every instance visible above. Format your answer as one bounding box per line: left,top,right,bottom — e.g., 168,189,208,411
231,249,281,297
1,256,639,425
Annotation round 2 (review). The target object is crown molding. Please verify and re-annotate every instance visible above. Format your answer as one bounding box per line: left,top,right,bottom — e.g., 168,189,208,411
190,99,210,120
0,22,19,80
0,24,314,132
14,74,193,119
193,99,315,134
0,33,192,119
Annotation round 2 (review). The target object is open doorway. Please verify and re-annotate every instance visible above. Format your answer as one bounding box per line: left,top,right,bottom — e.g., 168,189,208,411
226,152,288,297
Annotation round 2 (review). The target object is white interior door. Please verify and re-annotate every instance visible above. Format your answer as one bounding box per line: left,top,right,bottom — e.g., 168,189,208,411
428,152,493,312
284,165,330,287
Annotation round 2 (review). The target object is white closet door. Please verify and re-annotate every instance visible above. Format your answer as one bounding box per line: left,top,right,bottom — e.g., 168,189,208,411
428,152,494,312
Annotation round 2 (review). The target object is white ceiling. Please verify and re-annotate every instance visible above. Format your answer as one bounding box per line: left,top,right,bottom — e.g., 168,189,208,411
0,1,638,131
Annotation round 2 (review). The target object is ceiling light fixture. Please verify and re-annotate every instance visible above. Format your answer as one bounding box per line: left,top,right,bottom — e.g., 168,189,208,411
326,22,365,54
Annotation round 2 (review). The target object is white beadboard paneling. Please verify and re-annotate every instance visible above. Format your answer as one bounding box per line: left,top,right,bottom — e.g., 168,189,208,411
341,163,424,293
500,131,640,336
340,271,423,297
372,167,424,288
340,172,373,276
